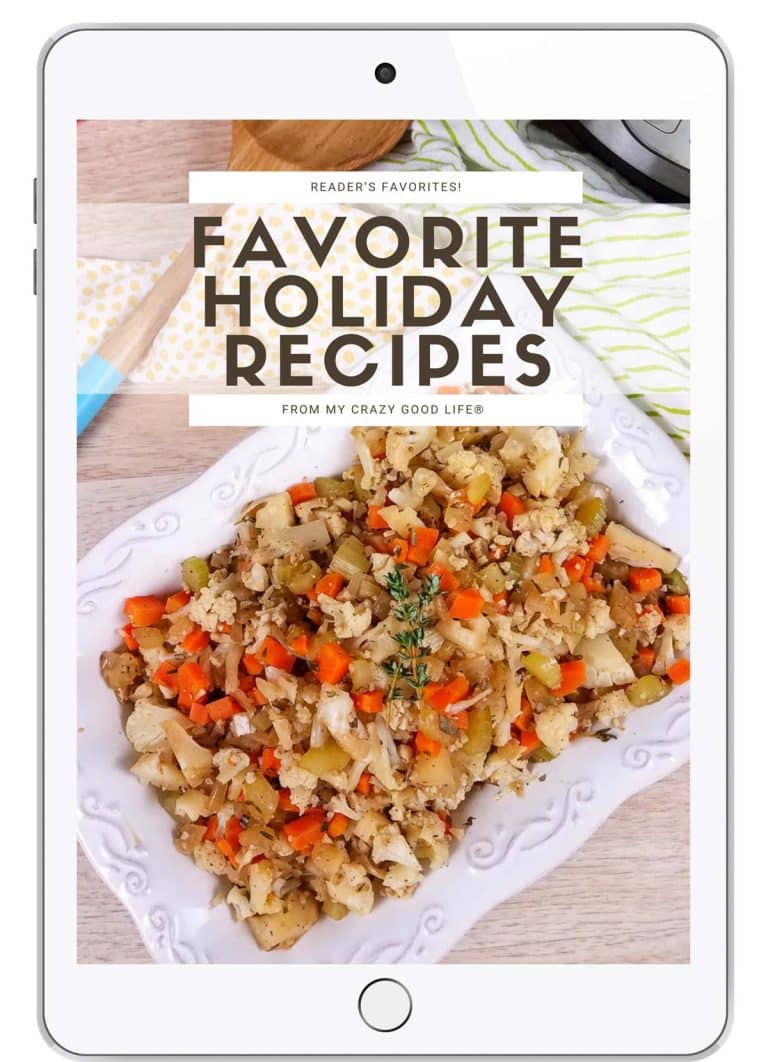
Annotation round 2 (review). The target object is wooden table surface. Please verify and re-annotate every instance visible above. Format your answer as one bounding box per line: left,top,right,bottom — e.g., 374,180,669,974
77,119,689,965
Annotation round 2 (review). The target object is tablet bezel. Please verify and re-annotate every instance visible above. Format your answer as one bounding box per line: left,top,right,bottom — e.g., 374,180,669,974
40,24,729,1056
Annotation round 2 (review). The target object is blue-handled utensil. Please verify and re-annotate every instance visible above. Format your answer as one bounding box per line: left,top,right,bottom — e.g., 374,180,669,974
77,242,195,435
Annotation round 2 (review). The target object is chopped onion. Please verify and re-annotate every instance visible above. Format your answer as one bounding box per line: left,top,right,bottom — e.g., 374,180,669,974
375,715,401,767
444,688,492,715
224,643,243,694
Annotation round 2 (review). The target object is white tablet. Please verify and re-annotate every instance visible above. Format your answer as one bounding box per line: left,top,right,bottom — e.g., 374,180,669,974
40,24,729,1056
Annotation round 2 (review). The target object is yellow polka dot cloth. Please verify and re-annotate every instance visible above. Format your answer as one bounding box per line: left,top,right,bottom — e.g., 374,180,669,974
76,205,476,387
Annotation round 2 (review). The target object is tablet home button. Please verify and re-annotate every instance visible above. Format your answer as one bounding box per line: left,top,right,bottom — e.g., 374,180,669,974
358,978,412,1032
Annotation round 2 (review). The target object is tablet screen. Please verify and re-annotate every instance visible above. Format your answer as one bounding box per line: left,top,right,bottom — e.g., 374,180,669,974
76,117,691,967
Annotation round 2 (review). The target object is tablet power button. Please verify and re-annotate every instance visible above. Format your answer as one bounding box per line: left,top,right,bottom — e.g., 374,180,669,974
358,978,412,1032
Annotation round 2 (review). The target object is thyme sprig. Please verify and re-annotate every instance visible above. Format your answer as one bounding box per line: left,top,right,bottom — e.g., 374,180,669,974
383,565,442,710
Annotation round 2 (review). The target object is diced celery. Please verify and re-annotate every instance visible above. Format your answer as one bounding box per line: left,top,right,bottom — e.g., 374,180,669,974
314,476,354,500
181,556,209,592
523,651,562,690
299,740,350,775
575,497,607,536
626,675,669,707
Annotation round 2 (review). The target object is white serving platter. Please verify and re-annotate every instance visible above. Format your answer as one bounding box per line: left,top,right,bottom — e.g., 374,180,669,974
77,274,689,963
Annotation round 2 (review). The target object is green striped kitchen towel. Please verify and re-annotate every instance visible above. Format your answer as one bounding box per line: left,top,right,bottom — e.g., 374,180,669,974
375,120,690,454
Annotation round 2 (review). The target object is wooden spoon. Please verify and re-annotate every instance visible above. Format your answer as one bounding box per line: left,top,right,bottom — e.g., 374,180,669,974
77,119,410,435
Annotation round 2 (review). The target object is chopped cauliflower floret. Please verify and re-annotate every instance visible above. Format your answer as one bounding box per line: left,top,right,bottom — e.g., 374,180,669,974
483,740,526,788
382,861,422,898
227,885,253,922
371,824,421,869
316,595,372,639
534,701,578,755
385,427,436,472
248,860,282,915
523,427,565,498
213,747,251,784
125,701,190,752
130,752,187,790
665,613,690,651
277,755,319,812
445,448,506,504
327,862,375,915
193,840,230,876
583,597,615,639
592,689,634,728
241,562,269,591
188,586,238,633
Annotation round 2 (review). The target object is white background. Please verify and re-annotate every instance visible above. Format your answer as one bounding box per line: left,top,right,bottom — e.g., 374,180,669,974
0,1,761,1058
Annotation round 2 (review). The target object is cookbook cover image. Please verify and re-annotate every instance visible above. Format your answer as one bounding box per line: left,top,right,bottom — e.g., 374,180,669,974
76,118,690,965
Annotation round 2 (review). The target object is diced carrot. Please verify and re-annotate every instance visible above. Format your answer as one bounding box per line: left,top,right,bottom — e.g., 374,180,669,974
218,622,232,634
124,595,165,627
628,567,663,594
203,816,218,843
181,626,210,653
260,747,281,777
389,538,410,563
424,563,459,592
551,659,587,697
453,709,469,731
407,526,440,566
448,589,485,620
667,658,691,685
253,635,296,672
177,661,210,701
563,555,588,583
239,674,255,693
307,572,345,601
277,788,299,813
582,572,604,594
316,642,351,684
537,554,554,575
492,591,508,611
283,809,325,852
425,675,470,711
414,731,443,757
242,652,264,676
152,659,179,692
216,837,239,865
586,534,610,563
514,698,534,732
520,729,542,750
367,505,389,530
436,809,453,834
224,814,243,848
666,594,691,615
250,687,269,707
120,624,139,651
287,481,316,505
188,701,210,725
327,813,349,839
355,771,373,796
289,633,312,656
208,696,240,722
164,590,190,614
634,646,656,675
498,492,527,523
353,689,385,714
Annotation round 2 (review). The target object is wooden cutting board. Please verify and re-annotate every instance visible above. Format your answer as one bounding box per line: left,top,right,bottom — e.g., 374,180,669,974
229,119,410,171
